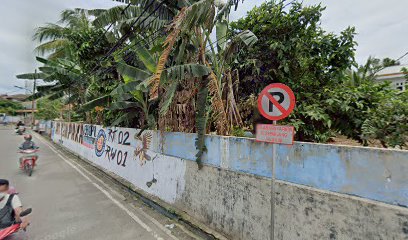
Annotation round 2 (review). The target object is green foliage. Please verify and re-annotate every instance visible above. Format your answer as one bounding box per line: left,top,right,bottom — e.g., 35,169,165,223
0,100,24,116
362,91,408,148
231,126,246,137
36,98,63,120
382,57,400,68
67,27,111,72
325,81,393,143
231,0,357,142
195,76,209,169
20,0,407,171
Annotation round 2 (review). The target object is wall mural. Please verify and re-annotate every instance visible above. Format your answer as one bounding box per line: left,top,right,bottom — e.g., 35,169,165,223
95,129,106,157
104,128,131,167
83,124,96,149
51,122,187,204
134,132,152,166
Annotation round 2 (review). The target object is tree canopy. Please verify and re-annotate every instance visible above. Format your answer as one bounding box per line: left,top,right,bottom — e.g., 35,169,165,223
231,1,356,142
16,0,407,163
0,99,24,116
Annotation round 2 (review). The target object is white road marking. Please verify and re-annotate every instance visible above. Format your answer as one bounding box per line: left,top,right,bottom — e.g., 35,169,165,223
62,156,180,240
34,134,179,240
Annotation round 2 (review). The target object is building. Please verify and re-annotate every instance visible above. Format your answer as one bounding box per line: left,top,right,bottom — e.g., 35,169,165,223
0,94,37,124
0,94,30,102
375,65,408,91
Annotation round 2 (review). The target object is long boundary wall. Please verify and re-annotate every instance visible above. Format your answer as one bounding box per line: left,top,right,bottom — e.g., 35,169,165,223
51,122,408,240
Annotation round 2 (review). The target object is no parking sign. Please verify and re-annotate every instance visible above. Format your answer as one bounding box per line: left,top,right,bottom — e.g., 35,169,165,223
257,83,297,240
256,83,296,145
257,83,296,121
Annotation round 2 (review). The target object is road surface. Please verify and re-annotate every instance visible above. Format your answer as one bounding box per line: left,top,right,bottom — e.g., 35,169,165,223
0,128,201,240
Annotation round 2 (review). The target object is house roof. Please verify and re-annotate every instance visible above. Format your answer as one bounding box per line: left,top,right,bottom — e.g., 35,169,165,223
375,65,408,80
0,94,30,101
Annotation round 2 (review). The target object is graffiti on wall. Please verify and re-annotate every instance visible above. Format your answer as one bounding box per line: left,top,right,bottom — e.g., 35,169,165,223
55,122,61,135
93,128,131,168
95,129,106,157
134,132,152,166
83,124,97,149
56,122,84,144
51,122,187,204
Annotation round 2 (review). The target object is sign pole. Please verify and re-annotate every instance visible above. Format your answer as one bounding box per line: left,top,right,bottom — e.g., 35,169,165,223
256,83,296,240
270,120,277,240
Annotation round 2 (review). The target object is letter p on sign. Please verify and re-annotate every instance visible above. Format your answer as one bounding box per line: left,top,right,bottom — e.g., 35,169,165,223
257,83,296,121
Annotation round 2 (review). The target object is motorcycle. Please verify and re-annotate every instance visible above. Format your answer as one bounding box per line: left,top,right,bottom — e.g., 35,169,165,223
18,148,39,177
15,126,25,135
0,208,32,240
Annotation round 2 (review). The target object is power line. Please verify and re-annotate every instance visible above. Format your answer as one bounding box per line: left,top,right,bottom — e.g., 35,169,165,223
97,26,165,77
396,51,408,62
100,0,164,62
92,5,168,77
29,0,163,105
53,3,132,84
371,51,408,76
57,1,164,86
84,0,165,83
97,20,171,80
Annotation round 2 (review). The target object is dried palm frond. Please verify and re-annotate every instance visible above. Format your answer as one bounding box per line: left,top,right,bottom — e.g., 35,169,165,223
207,65,229,135
225,70,243,128
149,7,188,99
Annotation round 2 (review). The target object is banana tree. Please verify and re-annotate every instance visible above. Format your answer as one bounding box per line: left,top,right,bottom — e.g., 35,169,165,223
16,57,91,121
207,29,258,131
141,0,250,167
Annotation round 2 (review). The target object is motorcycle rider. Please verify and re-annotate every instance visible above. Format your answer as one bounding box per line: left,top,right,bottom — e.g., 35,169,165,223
19,134,38,166
19,135,37,150
15,121,25,135
0,179,29,231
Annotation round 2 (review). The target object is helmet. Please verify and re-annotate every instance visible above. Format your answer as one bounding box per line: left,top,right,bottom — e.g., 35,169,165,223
24,134,32,141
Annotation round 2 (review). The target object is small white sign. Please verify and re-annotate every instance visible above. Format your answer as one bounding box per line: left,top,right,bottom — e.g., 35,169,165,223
256,124,294,145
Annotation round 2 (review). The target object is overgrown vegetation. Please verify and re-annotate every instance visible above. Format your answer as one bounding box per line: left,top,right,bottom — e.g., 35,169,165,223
230,1,357,142
16,0,407,168
36,98,63,120
362,91,408,148
0,99,23,116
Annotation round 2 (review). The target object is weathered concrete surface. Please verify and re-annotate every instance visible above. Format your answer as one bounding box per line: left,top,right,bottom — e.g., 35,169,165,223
178,160,270,240
177,161,408,240
51,122,408,240
275,181,408,240
155,132,408,207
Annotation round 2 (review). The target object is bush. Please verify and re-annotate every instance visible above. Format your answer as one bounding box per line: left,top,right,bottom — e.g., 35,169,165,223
362,91,408,148
0,100,23,116
231,1,356,142
325,81,393,143
36,98,63,120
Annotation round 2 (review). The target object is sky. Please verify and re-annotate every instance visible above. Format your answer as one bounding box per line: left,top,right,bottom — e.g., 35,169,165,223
1,0,408,94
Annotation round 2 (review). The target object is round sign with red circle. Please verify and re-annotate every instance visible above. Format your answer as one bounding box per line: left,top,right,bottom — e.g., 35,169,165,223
257,83,296,121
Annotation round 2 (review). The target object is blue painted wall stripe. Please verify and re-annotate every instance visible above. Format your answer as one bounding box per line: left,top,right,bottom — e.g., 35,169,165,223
158,132,408,207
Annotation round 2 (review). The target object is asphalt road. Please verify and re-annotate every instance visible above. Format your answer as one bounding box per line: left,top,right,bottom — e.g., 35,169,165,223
0,128,200,240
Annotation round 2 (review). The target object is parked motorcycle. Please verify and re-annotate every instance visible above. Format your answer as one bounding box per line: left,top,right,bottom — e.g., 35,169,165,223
0,208,32,240
18,149,39,176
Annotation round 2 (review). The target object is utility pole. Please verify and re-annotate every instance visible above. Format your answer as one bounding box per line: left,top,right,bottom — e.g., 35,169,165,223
32,69,37,127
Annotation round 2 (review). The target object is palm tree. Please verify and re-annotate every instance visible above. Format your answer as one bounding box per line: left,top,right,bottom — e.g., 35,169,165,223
18,0,256,168
33,9,95,59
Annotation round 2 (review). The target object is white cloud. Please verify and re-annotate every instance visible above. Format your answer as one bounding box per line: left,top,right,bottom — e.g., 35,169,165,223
1,0,407,93
0,0,120,93
230,0,408,64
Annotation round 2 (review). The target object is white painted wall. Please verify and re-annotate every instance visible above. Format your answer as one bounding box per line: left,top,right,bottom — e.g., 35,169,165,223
52,122,186,204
